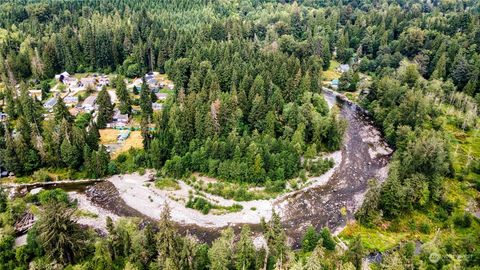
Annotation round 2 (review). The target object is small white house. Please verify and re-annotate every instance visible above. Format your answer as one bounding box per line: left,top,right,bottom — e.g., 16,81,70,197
155,93,168,101
64,96,79,106
0,113,7,122
44,97,58,110
80,77,96,88
55,71,70,81
82,95,97,111
152,102,163,111
338,64,350,73
108,90,117,104
113,110,129,123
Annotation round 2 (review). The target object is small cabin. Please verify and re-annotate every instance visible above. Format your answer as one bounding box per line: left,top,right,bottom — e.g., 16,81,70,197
44,97,58,110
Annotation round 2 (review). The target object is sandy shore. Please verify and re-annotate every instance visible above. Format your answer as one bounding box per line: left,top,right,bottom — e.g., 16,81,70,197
69,191,120,231
104,150,342,228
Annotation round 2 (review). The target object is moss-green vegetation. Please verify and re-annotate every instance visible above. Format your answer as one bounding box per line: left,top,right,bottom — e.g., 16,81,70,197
185,196,243,215
154,177,180,191
184,175,278,201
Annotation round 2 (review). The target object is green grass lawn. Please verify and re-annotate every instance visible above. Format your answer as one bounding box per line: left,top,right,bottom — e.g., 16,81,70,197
323,60,342,81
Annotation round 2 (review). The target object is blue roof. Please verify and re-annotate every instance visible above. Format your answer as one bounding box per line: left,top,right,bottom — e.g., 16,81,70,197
331,79,339,85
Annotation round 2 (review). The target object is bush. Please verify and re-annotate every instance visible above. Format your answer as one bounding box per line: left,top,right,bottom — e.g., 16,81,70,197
419,222,431,234
453,213,472,228
37,189,69,206
186,197,212,214
306,158,335,176
116,153,128,163
32,169,52,182
226,204,243,213
155,178,180,190
320,227,336,251
302,226,320,252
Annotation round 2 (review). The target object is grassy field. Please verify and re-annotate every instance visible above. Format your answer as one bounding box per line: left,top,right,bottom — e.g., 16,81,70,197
99,129,121,144
112,131,143,158
338,95,480,254
323,60,342,81
99,129,144,158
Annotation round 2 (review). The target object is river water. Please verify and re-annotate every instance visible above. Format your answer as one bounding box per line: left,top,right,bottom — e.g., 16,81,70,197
9,90,392,245
275,90,392,247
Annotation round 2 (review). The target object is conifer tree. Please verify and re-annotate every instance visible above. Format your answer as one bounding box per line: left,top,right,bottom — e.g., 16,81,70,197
140,77,153,119
54,97,72,123
96,86,114,128
114,76,132,115
235,225,256,270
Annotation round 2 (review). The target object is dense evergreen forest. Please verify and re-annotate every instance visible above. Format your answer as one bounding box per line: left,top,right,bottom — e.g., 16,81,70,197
0,0,479,269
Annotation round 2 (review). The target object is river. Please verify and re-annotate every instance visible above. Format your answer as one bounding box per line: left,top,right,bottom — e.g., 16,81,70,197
8,89,392,246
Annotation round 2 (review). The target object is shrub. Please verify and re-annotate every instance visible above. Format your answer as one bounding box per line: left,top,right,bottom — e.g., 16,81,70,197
302,226,320,252
186,197,212,214
32,169,52,182
155,178,180,190
320,227,336,251
37,189,69,205
419,222,431,234
116,154,127,163
453,213,472,228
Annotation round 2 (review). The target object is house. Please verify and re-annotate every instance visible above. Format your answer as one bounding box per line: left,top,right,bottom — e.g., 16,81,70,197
63,76,78,87
145,74,155,81
82,95,97,111
156,93,168,101
147,78,159,90
167,84,174,90
152,102,163,111
68,107,81,117
44,97,58,110
338,64,350,73
0,113,7,122
28,90,42,101
113,110,129,123
0,161,9,178
331,79,339,89
55,71,70,81
98,76,110,87
64,96,79,106
80,77,97,88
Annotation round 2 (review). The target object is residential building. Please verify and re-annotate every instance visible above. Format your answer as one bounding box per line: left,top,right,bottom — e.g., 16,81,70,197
55,71,70,81
28,90,42,101
338,64,350,73
98,76,110,87
82,95,97,111
152,102,163,111
68,107,81,117
64,96,79,106
63,76,78,87
44,97,58,110
80,77,96,88
113,109,129,123
156,93,168,101
108,90,117,104
0,113,7,122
